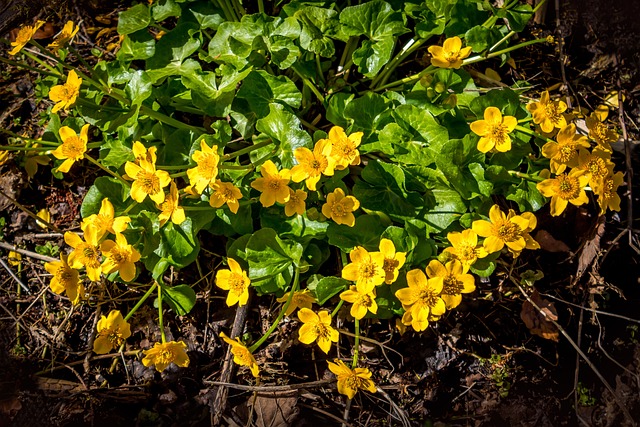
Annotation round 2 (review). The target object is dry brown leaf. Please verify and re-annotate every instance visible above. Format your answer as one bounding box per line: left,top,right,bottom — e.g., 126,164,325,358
520,290,559,341
533,229,572,253
248,391,299,427
575,216,606,282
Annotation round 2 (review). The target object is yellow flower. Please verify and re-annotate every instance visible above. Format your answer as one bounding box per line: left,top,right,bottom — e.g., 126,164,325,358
442,229,488,267
220,332,259,377
340,285,377,320
9,20,45,55
586,112,617,149
65,228,102,281
328,126,363,170
100,233,141,282
51,124,89,173
395,269,446,332
425,259,475,310
593,171,624,214
36,208,51,229
291,139,335,190
471,204,535,254
187,140,220,194
378,238,406,285
8,251,21,267
48,21,79,50
44,253,84,304
125,158,171,204
427,36,472,69
210,180,243,213
470,107,518,153
215,258,251,307
142,341,190,372
93,310,131,354
132,141,157,164
158,181,186,225
0,150,10,166
250,160,291,207
526,91,567,133
576,148,613,188
541,124,590,174
49,69,82,113
284,188,307,217
341,246,386,293
327,359,377,399
297,308,339,354
536,170,590,216
81,198,131,240
321,188,360,227
276,289,315,316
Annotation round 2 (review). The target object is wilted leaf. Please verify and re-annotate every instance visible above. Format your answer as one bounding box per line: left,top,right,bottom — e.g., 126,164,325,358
520,289,559,341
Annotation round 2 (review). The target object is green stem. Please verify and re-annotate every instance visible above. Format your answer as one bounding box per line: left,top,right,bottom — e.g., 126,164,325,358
0,145,52,152
157,164,187,171
352,319,360,369
315,54,325,85
21,47,60,76
248,268,300,353
230,0,245,20
85,154,130,186
219,164,254,170
372,37,427,89
0,55,60,77
331,300,345,318
291,65,325,103
508,170,544,182
124,284,157,321
169,171,187,178
222,139,273,161
140,105,206,133
463,38,549,66
0,128,59,146
157,282,166,343
67,45,91,70
182,206,214,211
257,0,264,13
514,125,554,143
122,201,138,215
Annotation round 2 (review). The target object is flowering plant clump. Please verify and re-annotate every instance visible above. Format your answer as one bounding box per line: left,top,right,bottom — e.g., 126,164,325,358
1,0,627,405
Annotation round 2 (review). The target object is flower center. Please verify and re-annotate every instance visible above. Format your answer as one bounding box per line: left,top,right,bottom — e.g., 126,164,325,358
267,179,283,191
331,202,347,217
221,187,235,201
490,124,508,144
314,323,331,340
109,247,128,264
556,175,580,199
496,220,520,242
309,158,324,173
136,171,161,195
358,261,378,280
458,244,476,261
544,103,563,124
382,257,398,274
558,144,576,163
229,273,246,294
442,276,463,295
586,157,608,178
158,349,175,365
107,331,123,346
418,288,439,307
198,155,218,179
58,266,75,284
61,136,85,159
80,244,101,267
358,293,374,308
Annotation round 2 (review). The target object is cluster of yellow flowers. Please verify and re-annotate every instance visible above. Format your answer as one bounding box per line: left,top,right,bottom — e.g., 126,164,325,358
526,92,622,216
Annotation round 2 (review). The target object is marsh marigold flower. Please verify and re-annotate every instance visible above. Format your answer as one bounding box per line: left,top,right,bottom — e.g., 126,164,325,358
470,107,517,153
586,111,617,149
526,91,567,133
215,258,251,307
9,20,44,55
158,181,186,225
291,139,335,190
593,171,624,214
65,228,102,281
220,332,259,377
49,70,82,113
82,198,130,240
442,229,488,267
340,285,377,320
472,205,538,254
328,126,363,170
541,124,590,173
427,36,472,69
142,341,190,372
297,308,339,354
395,269,446,332
341,246,386,293
536,170,589,216
576,148,613,188
322,188,359,227
52,124,89,173
132,141,157,164
48,21,79,50
378,238,406,285
125,158,171,204
44,253,84,304
276,289,315,316
93,310,131,354
187,140,220,194
426,259,475,310
100,233,141,282
327,359,377,399
284,188,307,217
36,208,51,229
250,160,291,207
210,180,242,213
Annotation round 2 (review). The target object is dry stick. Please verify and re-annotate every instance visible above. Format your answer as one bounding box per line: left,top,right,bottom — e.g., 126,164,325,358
554,0,574,109
212,300,250,425
375,386,412,427
572,293,590,427
0,241,57,263
614,54,639,254
0,255,30,294
204,379,333,392
514,281,636,426
541,292,640,324
298,402,357,427
84,306,101,376
0,187,61,233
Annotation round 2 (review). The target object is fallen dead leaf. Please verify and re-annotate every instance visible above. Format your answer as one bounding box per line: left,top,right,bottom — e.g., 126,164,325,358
533,229,572,253
241,391,299,427
520,289,559,342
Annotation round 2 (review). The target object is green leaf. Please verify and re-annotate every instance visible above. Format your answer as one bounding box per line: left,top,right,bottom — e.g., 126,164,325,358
179,1,224,30
235,70,302,119
470,88,522,118
393,104,449,149
327,214,386,252
352,160,423,218
146,23,202,80
255,103,313,169
118,4,151,35
99,137,133,169
287,6,338,57
117,30,156,61
446,0,487,37
260,209,329,243
182,65,252,116
207,20,263,67
163,284,196,316
422,185,467,233
506,3,533,33
125,70,152,106
155,219,200,268
465,25,493,53
81,177,129,218
344,92,392,135
153,0,182,21
307,275,349,305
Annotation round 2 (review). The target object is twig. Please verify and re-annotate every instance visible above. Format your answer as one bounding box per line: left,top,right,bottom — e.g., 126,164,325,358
0,241,57,263
375,386,412,427
203,379,333,392
0,254,30,293
541,292,640,324
0,187,62,233
298,403,357,427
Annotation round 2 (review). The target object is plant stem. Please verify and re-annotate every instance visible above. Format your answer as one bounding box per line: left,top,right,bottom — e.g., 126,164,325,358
248,268,300,353
157,282,166,343
515,125,554,143
291,65,325,103
508,170,544,182
124,284,157,321
0,128,59,145
84,154,129,186
222,139,273,161
463,38,549,66
352,319,360,369
0,145,51,152
0,55,60,77
331,300,345,318
372,37,427,89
